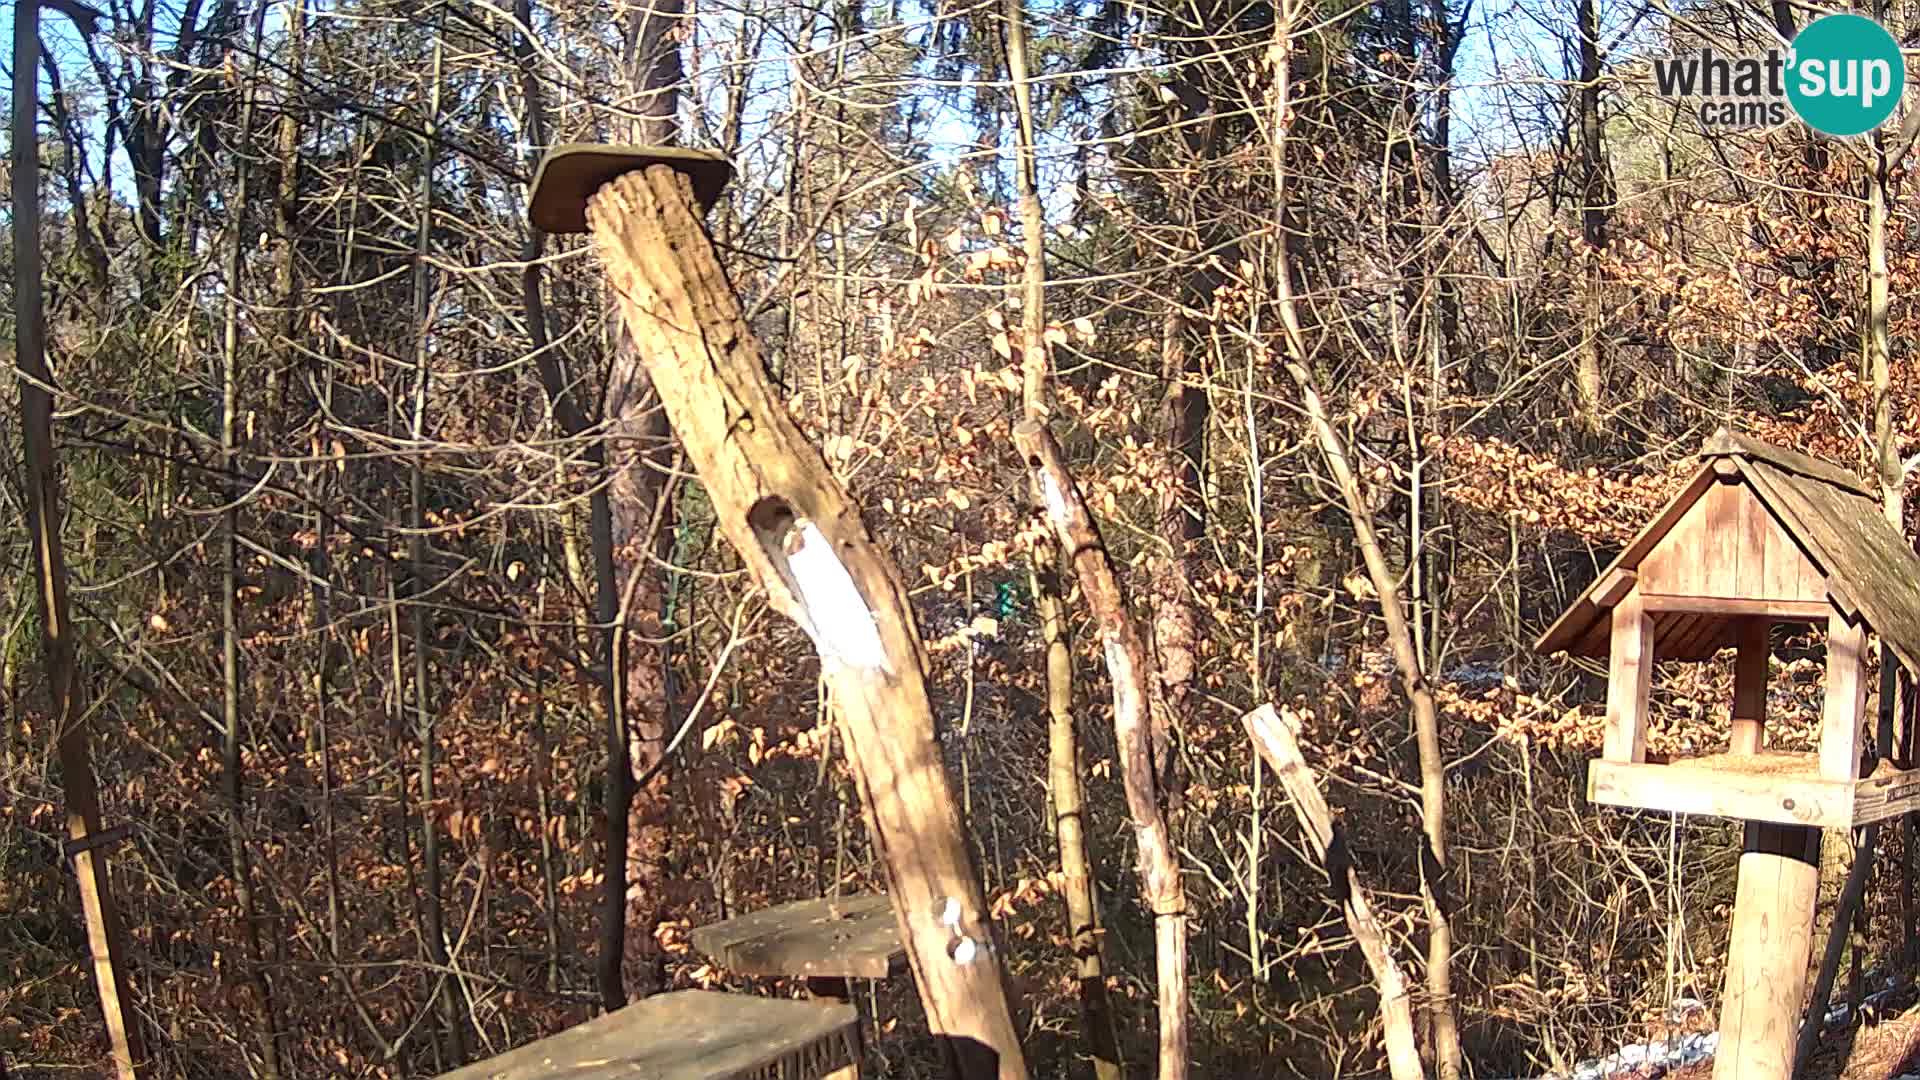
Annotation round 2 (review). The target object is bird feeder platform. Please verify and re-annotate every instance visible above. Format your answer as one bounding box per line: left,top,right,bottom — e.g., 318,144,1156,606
437,990,858,1080
690,893,906,982
1587,751,1920,830
1537,429,1920,1080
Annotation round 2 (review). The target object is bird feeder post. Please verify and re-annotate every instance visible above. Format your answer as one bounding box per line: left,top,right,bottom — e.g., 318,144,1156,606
529,146,1028,1080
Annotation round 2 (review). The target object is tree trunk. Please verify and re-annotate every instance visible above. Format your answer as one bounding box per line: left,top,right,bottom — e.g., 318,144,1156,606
1244,705,1424,1080
1015,420,1189,1080
14,9,149,1076
409,33,467,1064
1267,13,1461,1073
1003,1,1121,1073
219,29,285,1073
1574,0,1607,431
601,0,685,1004
1153,310,1204,797
583,163,1030,1080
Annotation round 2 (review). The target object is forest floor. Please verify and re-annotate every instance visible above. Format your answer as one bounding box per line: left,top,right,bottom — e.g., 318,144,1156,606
1655,1007,1920,1080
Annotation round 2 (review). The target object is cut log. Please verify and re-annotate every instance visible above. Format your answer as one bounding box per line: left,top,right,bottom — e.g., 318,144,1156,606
578,162,1026,1080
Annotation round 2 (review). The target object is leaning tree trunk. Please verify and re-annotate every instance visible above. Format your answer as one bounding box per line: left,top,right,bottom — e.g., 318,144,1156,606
14,7,148,1076
1244,705,1424,1080
1267,9,1461,1074
1015,420,1190,1080
582,163,1030,1080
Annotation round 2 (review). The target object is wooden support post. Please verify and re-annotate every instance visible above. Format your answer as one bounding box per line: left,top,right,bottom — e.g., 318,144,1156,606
1713,823,1821,1080
575,162,1027,1080
1822,612,1867,783
1716,612,1865,1079
1731,619,1769,756
806,977,862,1080
1604,590,1652,763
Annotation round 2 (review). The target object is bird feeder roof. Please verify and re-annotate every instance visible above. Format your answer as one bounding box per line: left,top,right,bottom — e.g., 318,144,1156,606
1534,428,1920,674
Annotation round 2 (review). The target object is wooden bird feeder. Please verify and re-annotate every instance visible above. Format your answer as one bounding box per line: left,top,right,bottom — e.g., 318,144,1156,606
690,894,907,1080
690,894,906,985
1537,428,1920,1080
439,990,859,1080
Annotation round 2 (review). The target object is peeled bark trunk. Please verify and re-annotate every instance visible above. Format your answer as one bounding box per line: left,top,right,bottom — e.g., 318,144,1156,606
1016,420,1189,1080
584,163,1030,1079
1244,705,1424,1080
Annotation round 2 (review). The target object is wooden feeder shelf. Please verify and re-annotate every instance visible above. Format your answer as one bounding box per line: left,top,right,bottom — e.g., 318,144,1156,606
438,990,858,1080
689,893,906,982
1588,752,1920,830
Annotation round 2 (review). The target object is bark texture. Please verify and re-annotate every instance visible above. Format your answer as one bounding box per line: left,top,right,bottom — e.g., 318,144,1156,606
1014,419,1189,1080
585,163,1030,1080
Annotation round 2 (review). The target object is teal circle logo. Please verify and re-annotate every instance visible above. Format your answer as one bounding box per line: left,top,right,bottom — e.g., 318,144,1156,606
1786,14,1904,137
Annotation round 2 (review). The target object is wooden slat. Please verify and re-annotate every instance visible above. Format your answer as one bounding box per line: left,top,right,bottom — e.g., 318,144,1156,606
1822,612,1867,782
1653,611,1696,655
1701,480,1745,599
1731,619,1769,754
1638,594,1832,621
1592,568,1636,608
1671,613,1728,661
1641,494,1709,595
690,895,903,980
439,990,858,1080
1604,591,1653,763
1587,758,1852,828
1851,765,1920,824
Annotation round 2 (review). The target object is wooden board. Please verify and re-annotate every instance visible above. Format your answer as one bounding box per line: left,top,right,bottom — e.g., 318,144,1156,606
1637,480,1826,603
690,895,904,980
439,991,857,1080
1587,756,1920,828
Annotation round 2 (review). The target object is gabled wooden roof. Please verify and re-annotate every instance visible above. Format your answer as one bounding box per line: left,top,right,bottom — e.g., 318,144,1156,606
1535,429,1920,674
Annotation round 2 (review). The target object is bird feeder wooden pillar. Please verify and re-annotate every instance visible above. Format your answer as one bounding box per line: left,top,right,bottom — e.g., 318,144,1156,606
1537,429,1920,1080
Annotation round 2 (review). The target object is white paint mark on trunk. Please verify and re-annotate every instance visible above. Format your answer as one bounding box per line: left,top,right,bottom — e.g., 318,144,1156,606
1040,469,1070,526
1105,637,1138,724
785,519,892,674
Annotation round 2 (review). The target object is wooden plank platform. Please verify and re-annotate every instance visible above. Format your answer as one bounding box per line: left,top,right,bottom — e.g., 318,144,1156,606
690,894,904,980
439,990,857,1080
1588,753,1920,829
